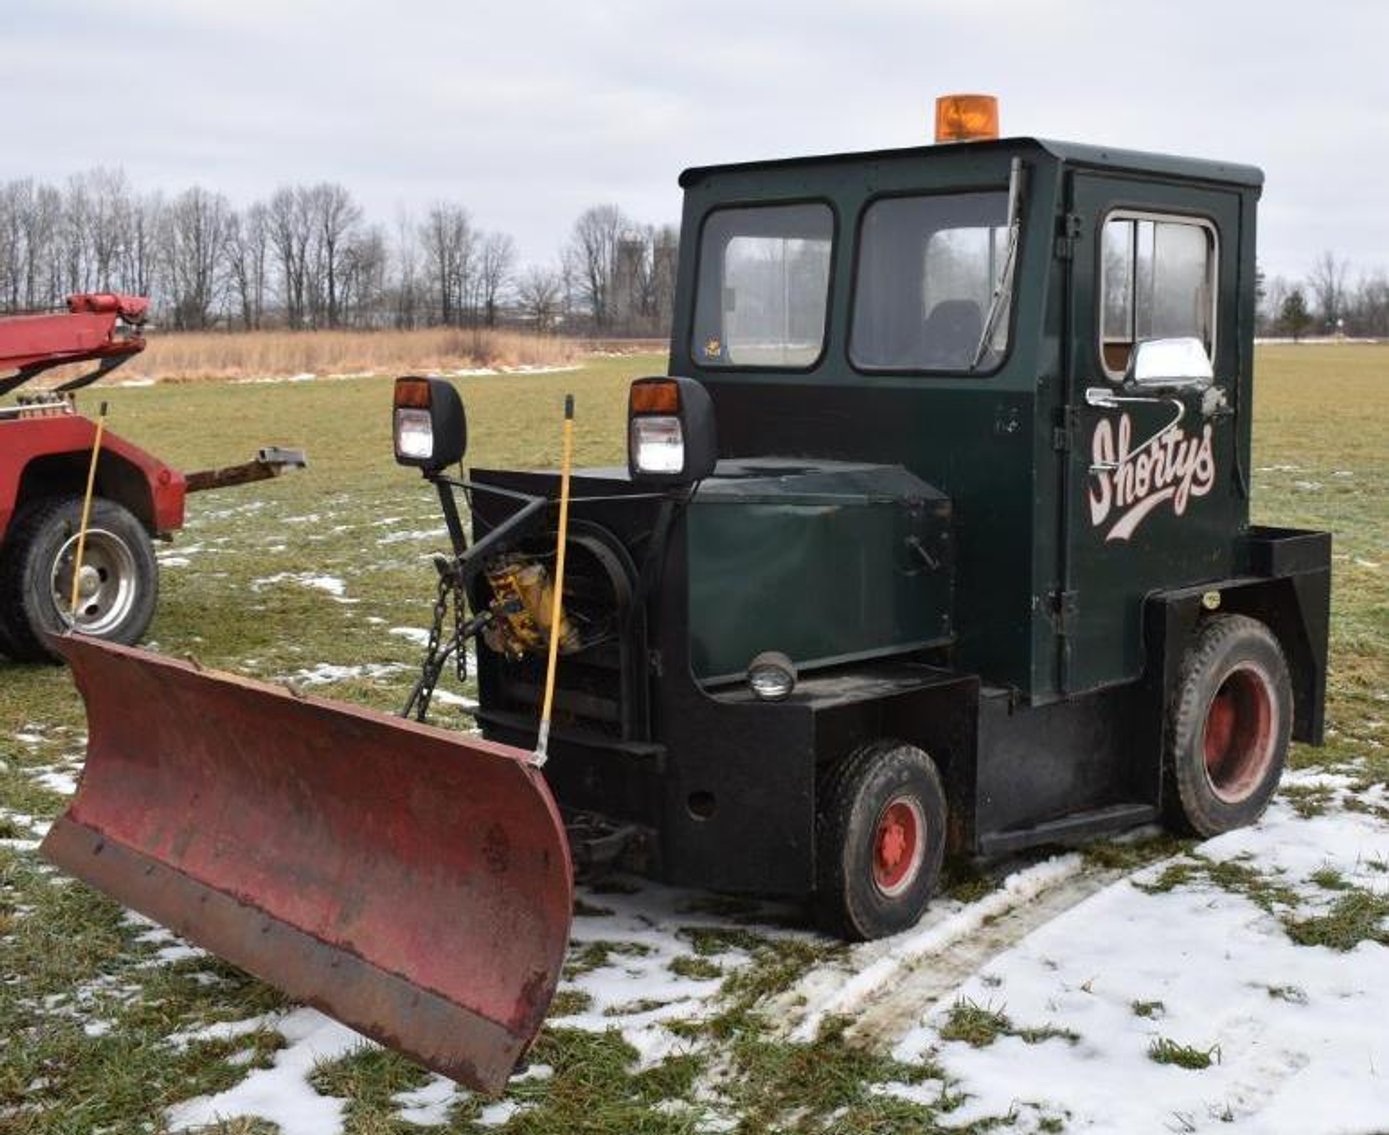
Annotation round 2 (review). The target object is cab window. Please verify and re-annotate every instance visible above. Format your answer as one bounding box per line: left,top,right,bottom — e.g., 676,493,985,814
850,191,1012,372
1101,213,1217,379
692,203,833,369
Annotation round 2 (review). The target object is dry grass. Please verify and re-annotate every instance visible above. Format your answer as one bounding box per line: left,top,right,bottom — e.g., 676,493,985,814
94,327,587,384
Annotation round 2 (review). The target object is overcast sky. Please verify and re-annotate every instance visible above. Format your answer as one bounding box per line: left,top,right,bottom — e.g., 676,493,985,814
5,0,1387,284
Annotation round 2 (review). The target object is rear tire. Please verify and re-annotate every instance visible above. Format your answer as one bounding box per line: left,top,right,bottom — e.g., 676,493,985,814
1164,614,1292,838
0,495,158,662
815,740,946,941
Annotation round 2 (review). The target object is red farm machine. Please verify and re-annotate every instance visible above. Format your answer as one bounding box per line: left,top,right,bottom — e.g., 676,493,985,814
0,293,304,660
41,100,1330,1096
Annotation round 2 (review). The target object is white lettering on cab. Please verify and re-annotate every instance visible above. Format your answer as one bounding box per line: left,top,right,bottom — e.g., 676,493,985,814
1088,412,1215,541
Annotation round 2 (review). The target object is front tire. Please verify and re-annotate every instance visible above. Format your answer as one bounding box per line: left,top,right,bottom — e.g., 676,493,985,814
0,495,158,662
1165,614,1292,837
815,741,946,940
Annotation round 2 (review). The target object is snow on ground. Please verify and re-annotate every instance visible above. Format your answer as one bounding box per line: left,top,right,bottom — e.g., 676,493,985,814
150,769,1387,1134
11,715,1382,1132
167,1009,362,1135
287,661,410,687
251,571,357,603
441,364,583,378
887,788,1389,1133
376,526,449,546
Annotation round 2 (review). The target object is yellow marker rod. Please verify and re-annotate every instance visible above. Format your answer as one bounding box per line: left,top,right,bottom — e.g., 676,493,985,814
534,393,575,766
70,401,109,622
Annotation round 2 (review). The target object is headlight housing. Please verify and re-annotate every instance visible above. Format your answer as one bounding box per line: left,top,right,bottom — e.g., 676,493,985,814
627,377,718,485
393,376,466,471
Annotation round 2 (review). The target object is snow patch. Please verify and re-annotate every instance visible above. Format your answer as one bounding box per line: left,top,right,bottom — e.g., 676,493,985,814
288,662,409,687
891,797,1389,1132
167,1009,365,1135
389,626,430,647
251,572,356,603
34,768,77,796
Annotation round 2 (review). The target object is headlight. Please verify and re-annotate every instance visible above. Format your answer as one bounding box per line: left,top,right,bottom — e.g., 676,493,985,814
626,376,718,486
394,407,436,462
747,651,797,702
630,415,685,475
392,376,466,471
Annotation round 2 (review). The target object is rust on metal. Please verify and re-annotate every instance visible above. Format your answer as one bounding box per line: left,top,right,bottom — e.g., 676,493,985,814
40,635,573,1095
183,447,308,494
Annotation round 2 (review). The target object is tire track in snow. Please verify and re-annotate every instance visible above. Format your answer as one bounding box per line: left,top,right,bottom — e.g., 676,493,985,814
775,854,1126,1049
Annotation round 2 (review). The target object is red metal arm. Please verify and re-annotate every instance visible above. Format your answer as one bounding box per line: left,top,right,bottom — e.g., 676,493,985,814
0,293,149,395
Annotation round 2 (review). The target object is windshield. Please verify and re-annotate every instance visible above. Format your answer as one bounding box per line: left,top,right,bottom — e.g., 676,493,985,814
691,203,833,369
851,191,1012,372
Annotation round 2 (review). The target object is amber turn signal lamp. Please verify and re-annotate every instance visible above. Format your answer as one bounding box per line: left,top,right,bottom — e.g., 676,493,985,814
934,94,999,143
394,376,433,409
630,379,681,415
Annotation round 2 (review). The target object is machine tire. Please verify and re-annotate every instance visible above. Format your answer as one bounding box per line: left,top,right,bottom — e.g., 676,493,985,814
0,494,158,662
815,740,946,941
1164,614,1292,838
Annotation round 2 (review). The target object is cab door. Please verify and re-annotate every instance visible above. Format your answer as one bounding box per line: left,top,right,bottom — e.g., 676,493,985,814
1059,172,1246,694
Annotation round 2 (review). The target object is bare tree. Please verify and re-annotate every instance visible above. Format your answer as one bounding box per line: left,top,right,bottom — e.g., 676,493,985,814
1,167,685,334
29,184,64,307
1307,251,1349,332
0,181,27,309
516,266,564,333
477,232,515,328
85,168,131,291
60,174,96,295
163,186,232,330
1259,274,1290,337
120,191,164,300
389,210,423,329
568,204,628,330
227,202,270,330
1351,271,1389,337
420,203,474,325
339,225,388,327
267,187,312,328
302,183,363,328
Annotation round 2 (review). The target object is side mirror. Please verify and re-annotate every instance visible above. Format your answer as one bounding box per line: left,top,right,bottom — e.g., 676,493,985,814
627,376,718,486
1126,337,1213,389
393,376,466,472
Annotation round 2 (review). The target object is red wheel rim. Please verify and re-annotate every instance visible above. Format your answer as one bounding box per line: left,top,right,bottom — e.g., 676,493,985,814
1202,663,1278,804
872,796,926,897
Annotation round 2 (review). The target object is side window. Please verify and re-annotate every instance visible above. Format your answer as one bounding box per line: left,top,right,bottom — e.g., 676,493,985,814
1100,213,1216,379
692,203,833,369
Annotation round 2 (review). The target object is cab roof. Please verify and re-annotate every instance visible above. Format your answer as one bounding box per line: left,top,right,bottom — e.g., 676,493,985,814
679,136,1264,191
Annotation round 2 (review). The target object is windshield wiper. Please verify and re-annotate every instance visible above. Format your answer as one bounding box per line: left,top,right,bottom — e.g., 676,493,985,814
970,157,1027,371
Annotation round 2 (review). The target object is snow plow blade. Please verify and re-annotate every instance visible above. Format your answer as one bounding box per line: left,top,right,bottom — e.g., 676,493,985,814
39,636,573,1094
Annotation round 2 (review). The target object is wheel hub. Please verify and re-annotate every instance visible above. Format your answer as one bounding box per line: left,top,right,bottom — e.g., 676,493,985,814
872,796,926,897
1202,664,1277,804
73,563,101,603
50,530,139,636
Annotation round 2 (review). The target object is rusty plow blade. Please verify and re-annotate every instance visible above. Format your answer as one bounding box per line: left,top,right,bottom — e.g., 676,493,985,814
39,636,573,1094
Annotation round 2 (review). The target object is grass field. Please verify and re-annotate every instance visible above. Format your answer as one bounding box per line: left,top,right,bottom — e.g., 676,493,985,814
0,345,1385,1133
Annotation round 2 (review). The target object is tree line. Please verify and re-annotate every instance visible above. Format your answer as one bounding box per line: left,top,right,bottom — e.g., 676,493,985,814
1259,252,1389,340
0,169,677,336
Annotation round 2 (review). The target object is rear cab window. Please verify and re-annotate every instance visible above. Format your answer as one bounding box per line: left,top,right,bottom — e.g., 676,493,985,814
1100,212,1217,379
692,203,833,369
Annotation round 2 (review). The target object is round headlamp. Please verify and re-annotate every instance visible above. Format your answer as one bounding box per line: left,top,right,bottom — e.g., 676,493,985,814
747,651,797,702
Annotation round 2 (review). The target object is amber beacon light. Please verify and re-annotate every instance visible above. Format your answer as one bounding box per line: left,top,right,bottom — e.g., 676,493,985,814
934,94,1000,143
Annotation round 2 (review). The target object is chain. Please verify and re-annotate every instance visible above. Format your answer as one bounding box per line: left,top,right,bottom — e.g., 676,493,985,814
402,562,462,723
454,570,468,682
